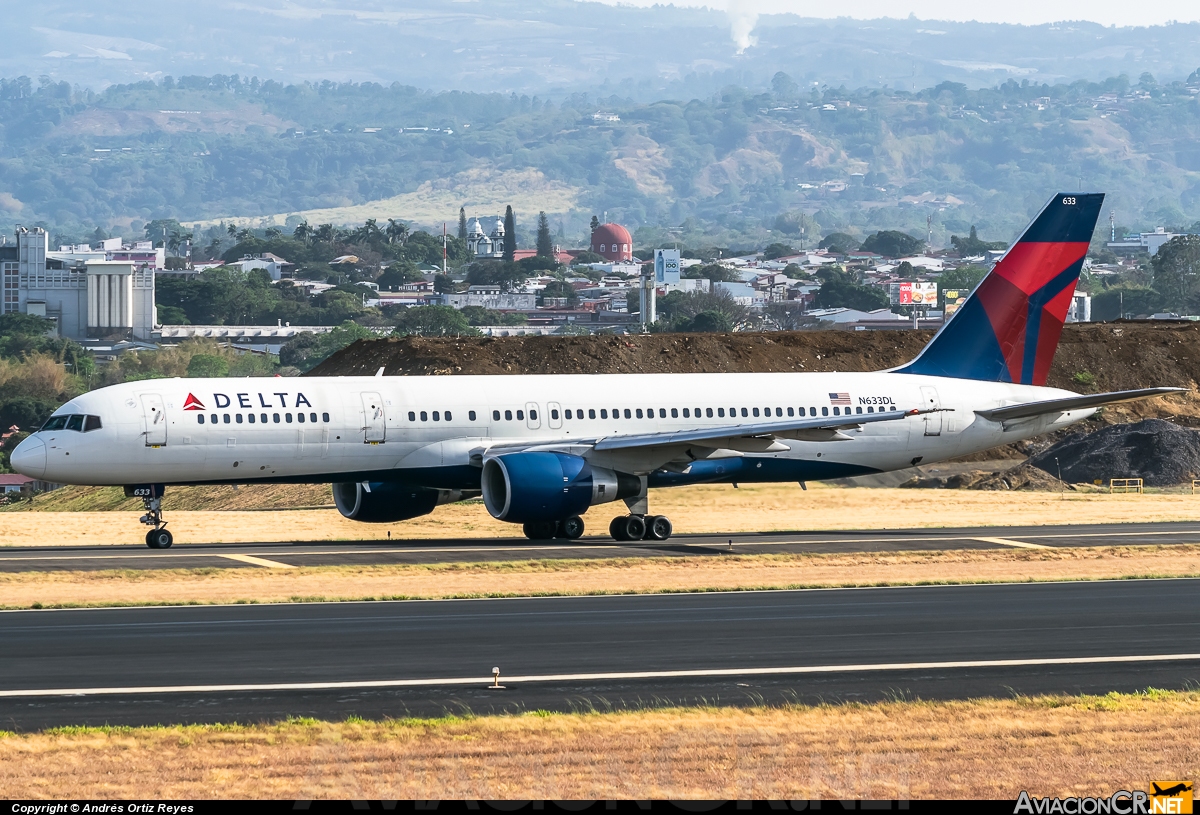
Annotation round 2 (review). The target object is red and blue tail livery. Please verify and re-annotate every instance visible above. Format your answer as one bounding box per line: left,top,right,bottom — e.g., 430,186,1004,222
898,192,1104,385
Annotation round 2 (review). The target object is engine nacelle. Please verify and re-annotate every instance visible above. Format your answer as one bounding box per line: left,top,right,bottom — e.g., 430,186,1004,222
333,481,473,523
481,451,640,524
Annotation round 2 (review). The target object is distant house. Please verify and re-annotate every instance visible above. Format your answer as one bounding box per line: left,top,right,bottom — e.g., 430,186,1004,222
238,253,295,280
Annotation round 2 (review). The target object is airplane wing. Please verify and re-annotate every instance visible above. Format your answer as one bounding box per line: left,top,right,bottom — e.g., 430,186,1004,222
974,387,1187,423
475,407,929,466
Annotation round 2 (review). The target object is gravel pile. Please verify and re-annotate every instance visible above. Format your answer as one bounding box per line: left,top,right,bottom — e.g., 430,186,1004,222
1029,419,1200,486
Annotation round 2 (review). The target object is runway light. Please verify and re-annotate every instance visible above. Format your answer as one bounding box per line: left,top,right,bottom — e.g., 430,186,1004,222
490,666,505,690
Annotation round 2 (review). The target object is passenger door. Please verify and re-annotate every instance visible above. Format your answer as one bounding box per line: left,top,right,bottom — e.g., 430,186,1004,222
919,385,942,436
141,393,167,446
525,401,541,431
361,392,386,443
547,401,563,430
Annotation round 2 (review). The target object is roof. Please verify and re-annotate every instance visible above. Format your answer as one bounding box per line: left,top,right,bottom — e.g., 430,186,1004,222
0,474,34,486
592,223,632,244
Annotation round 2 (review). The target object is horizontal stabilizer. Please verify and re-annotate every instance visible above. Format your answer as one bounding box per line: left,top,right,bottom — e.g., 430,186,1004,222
974,387,1187,423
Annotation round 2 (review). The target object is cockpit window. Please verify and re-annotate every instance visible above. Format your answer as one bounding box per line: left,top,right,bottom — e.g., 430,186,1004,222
40,414,102,432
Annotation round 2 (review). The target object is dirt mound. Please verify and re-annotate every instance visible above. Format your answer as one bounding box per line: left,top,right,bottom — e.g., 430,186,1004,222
308,322,1200,427
1028,419,1200,487
899,462,1069,491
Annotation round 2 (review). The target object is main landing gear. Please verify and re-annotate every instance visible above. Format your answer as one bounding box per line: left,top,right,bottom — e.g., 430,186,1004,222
127,485,173,549
609,514,673,542
523,515,586,541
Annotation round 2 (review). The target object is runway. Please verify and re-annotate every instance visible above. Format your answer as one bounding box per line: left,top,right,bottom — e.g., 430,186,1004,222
2,578,1198,729
3,521,1200,573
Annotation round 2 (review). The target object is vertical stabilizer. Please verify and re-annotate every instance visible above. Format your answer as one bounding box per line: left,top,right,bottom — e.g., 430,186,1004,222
896,192,1104,385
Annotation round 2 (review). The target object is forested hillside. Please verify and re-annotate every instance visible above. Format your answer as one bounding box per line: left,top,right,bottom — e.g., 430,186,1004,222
2,70,1199,247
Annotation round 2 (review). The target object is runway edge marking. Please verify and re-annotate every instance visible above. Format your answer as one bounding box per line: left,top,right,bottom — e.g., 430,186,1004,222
4,653,1200,697
972,536,1053,550
219,553,297,569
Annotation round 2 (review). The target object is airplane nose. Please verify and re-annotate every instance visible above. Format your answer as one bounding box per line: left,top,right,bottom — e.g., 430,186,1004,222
10,435,46,478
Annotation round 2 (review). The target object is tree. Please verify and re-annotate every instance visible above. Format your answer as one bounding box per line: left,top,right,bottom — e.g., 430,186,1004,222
860,230,923,258
393,305,481,337
571,250,604,265
279,322,375,372
590,215,601,233
540,279,579,306
503,205,516,263
682,263,742,283
656,288,748,331
771,71,799,99
937,264,989,296
1151,235,1200,313
433,273,456,294
293,221,312,245
818,232,859,254
377,261,423,290
536,211,554,258
811,270,889,311
186,354,230,378
762,242,796,260
950,226,1007,256
458,207,467,240
385,219,409,246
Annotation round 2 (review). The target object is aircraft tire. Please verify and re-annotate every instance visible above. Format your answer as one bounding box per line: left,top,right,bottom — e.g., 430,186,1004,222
560,515,585,540
522,520,557,540
146,528,173,549
623,514,647,541
645,515,672,541
609,516,628,541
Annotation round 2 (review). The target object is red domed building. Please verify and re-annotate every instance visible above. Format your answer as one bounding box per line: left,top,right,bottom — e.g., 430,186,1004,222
591,223,633,262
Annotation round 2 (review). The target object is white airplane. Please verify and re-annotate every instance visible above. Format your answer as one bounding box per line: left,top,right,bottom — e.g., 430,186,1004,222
10,192,1182,548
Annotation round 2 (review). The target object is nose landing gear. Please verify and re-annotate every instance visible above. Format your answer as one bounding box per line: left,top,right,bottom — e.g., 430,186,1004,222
126,484,172,549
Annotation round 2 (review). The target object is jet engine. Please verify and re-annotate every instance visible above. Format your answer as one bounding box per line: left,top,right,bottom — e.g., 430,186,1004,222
481,451,640,523
333,481,474,523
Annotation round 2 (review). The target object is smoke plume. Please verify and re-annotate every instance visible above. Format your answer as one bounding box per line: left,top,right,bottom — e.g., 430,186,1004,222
727,0,759,53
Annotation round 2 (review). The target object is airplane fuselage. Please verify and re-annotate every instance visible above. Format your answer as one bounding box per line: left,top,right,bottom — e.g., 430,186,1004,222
13,371,1093,490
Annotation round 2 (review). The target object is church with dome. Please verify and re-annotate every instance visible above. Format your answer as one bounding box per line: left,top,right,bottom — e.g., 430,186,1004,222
464,216,507,260
590,223,633,261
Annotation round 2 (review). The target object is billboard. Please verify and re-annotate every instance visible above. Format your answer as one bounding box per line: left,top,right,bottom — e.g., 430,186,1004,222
655,249,681,284
890,281,937,306
943,289,968,316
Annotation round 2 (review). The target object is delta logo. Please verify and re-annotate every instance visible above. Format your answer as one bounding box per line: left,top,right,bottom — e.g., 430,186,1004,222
182,393,206,411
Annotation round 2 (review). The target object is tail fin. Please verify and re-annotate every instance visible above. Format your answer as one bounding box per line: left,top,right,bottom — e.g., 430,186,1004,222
896,192,1104,385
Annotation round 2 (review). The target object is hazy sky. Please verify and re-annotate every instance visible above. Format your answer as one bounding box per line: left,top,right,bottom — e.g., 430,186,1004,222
600,0,1200,27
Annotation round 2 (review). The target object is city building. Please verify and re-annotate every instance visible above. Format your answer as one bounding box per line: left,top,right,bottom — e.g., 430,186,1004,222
1,228,155,342
1107,227,1195,256
465,216,507,260
590,223,633,262
432,288,537,311
237,253,295,281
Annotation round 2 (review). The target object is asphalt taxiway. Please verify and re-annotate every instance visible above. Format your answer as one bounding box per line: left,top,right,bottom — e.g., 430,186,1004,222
1,521,1199,573
2,578,1198,729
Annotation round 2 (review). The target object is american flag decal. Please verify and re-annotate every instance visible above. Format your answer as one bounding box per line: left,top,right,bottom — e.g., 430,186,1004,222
828,392,851,406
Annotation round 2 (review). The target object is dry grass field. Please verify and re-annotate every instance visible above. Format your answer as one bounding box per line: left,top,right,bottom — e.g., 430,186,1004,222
6,484,1200,547
2,692,1196,799
4,546,1200,609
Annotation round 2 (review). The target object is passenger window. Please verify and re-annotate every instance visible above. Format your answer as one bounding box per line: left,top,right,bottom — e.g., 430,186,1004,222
776,408,783,417
833,407,840,416
856,406,863,414
822,407,829,416
310,413,317,422
504,410,512,421
752,408,759,418
493,410,501,421
322,413,330,422
671,408,678,418
600,409,608,419
633,408,641,419
296,413,304,423
659,408,666,418
867,406,874,413
624,408,631,419
273,413,281,423
197,414,206,425
706,408,713,418
445,411,452,421
84,415,102,432
285,413,293,423
741,408,748,417
236,414,244,424
248,413,256,424
682,408,690,418
517,409,525,420
469,411,477,421
552,409,560,420
432,411,440,421
565,409,572,419
420,411,428,421
409,411,416,421
589,409,596,419
718,407,725,418
787,407,794,417
224,414,231,424
809,407,817,417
